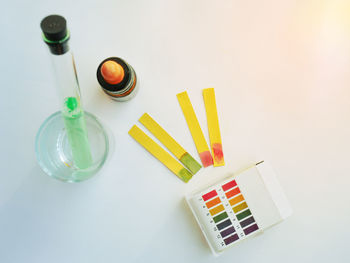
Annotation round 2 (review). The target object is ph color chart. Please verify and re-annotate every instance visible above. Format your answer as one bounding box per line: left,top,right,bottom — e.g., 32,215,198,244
186,161,292,256
191,179,259,250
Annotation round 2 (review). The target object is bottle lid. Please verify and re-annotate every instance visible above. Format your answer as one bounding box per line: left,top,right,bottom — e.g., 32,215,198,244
40,15,68,43
101,60,125,85
97,57,131,92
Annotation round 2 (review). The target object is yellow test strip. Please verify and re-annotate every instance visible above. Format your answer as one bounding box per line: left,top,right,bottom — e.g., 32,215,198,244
139,113,201,174
128,125,192,183
139,113,185,158
177,91,213,167
203,88,225,166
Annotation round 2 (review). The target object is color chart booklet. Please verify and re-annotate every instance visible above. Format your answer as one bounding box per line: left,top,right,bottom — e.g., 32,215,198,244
186,161,292,256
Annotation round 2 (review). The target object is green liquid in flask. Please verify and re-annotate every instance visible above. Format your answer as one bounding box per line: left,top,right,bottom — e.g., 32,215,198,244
62,97,92,169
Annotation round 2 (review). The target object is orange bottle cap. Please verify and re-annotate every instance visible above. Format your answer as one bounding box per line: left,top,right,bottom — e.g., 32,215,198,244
101,60,125,85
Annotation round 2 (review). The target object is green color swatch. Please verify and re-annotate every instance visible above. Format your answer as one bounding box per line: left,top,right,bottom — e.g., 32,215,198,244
236,209,252,221
213,212,228,223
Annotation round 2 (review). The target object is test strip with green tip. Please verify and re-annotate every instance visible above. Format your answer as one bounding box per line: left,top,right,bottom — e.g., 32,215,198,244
128,125,193,183
139,113,201,174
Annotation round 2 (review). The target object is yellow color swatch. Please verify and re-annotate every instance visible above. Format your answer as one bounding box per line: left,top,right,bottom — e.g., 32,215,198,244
233,202,248,213
128,125,192,183
209,204,225,216
177,91,213,167
203,88,225,166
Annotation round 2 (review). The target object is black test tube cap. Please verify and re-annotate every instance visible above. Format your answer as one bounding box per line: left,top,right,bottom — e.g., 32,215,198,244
40,15,70,55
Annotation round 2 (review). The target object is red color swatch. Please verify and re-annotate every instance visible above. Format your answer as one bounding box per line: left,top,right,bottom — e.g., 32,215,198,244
222,180,237,191
202,190,218,201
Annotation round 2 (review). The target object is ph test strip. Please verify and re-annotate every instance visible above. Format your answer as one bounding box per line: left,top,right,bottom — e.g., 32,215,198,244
139,113,201,174
128,125,193,183
177,91,213,167
203,88,224,166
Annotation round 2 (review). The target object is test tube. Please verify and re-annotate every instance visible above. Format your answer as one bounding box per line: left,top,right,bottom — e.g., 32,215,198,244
40,15,92,169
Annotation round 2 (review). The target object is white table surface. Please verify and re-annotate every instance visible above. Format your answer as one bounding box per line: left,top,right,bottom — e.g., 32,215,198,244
1,0,350,262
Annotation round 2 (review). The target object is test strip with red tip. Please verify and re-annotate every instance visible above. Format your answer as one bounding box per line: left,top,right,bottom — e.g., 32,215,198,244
203,88,224,166
177,91,213,167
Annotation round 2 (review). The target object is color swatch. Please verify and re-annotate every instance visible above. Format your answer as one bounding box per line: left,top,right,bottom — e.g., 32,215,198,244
128,125,192,182
203,88,224,166
139,113,201,174
177,91,213,167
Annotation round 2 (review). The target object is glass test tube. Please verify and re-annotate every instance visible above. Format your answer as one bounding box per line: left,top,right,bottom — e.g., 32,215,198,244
41,15,92,169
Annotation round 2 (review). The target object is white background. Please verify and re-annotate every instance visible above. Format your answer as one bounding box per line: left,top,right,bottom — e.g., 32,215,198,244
1,0,350,262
